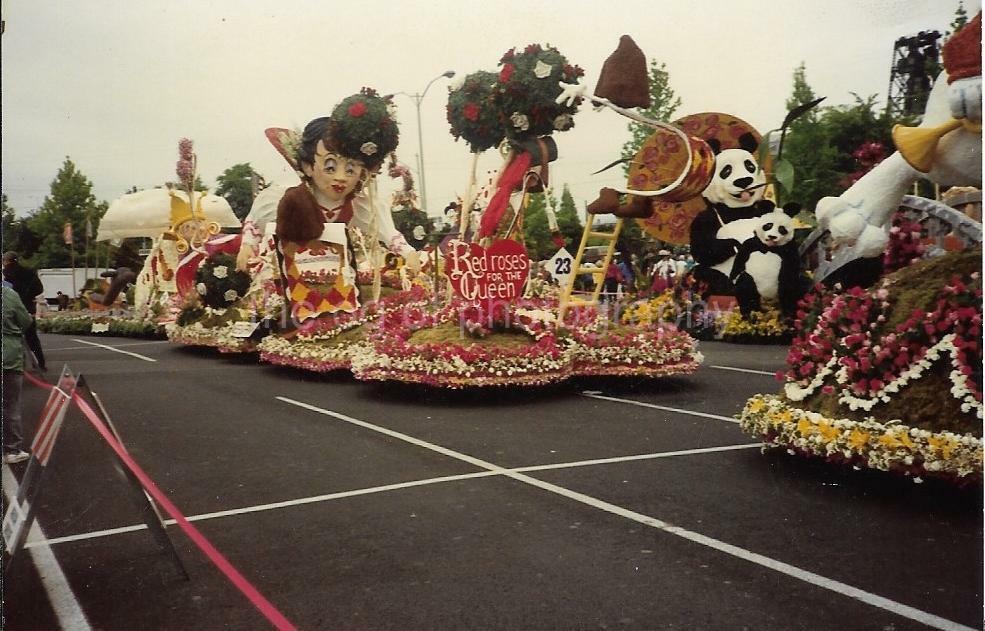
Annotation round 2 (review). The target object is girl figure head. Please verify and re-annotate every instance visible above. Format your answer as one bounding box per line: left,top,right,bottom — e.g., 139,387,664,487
297,117,368,204
276,89,399,244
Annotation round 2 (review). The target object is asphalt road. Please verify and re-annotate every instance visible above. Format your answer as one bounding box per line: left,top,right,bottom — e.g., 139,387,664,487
2,333,981,630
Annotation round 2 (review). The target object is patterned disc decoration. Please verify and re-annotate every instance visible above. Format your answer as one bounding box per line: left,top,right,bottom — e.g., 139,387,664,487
634,113,765,244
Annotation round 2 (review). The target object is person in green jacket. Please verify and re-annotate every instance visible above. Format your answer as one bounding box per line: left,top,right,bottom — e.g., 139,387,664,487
3,283,33,463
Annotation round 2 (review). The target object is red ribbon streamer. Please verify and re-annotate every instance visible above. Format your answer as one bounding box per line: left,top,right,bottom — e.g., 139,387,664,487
477,152,532,239
24,373,297,631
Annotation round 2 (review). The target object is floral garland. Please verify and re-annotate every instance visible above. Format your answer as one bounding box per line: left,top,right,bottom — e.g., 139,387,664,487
259,336,369,373
167,319,257,353
352,299,571,387
329,87,397,172
290,285,429,342
256,286,431,370
842,140,887,188
565,325,703,377
716,307,791,342
493,43,584,139
882,211,926,274
782,275,983,416
350,297,702,387
447,70,505,153
739,394,982,481
622,291,682,327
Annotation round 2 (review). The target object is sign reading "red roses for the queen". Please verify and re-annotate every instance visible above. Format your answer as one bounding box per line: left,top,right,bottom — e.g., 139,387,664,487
445,239,530,302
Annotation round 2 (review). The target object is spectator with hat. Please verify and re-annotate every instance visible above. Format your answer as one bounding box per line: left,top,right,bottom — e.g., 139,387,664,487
649,249,677,294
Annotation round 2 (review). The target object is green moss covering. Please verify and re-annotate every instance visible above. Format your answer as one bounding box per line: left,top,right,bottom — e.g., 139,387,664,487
883,248,982,330
408,321,534,349
320,324,368,346
790,248,983,435
799,361,980,437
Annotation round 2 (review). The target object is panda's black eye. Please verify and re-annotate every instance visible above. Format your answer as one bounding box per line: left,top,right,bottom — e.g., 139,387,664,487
779,226,788,235
744,160,756,173
763,223,773,231
720,164,732,179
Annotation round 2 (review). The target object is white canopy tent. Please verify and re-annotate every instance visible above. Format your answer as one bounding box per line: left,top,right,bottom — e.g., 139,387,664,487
96,189,241,241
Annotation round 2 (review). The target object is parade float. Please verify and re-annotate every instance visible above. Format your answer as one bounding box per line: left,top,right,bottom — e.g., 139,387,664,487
340,39,707,387
126,138,280,353
38,141,244,341
226,38,704,387
739,15,984,482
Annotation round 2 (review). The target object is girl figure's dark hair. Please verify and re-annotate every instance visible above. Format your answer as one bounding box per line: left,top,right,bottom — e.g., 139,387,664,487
296,117,332,176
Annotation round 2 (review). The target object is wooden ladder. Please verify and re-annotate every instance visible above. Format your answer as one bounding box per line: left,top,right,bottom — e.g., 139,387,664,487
557,215,624,322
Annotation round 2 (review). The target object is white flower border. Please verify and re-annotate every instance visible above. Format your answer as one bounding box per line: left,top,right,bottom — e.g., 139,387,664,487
784,334,983,419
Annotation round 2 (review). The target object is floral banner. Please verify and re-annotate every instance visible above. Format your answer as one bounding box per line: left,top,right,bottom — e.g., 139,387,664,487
444,239,530,303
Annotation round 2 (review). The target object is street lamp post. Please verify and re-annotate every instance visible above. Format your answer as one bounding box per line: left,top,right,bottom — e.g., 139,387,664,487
397,70,455,214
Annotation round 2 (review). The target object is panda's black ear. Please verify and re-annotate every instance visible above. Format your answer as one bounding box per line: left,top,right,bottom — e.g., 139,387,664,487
737,132,759,154
706,138,722,154
781,202,801,217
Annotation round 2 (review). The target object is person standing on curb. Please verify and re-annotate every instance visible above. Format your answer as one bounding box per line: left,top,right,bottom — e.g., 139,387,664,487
2,251,46,372
2,282,33,464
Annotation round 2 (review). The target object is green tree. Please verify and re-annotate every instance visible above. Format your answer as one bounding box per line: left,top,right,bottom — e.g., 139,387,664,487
819,94,897,179
521,186,586,260
215,163,266,220
1,195,41,257
27,158,108,268
521,191,552,260
620,59,683,172
164,175,208,193
555,186,584,248
1,195,17,253
951,1,969,34
779,64,841,209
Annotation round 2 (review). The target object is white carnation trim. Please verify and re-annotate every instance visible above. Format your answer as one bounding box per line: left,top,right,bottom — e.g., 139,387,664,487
784,334,983,419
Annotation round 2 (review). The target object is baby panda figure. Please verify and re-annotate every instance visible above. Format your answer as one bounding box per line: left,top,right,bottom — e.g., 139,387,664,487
728,205,808,318
689,132,774,296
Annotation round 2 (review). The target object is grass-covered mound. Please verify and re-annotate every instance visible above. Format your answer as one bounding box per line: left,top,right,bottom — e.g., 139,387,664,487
739,248,983,482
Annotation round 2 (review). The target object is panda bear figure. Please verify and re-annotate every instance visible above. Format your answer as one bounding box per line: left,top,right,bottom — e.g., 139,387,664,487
689,132,776,296
728,206,809,318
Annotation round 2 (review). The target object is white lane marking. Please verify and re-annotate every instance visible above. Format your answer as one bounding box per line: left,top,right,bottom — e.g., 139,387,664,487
277,397,974,631
580,392,739,424
29,443,761,548
710,365,776,377
3,466,92,630
511,443,761,473
70,339,157,362
44,341,169,352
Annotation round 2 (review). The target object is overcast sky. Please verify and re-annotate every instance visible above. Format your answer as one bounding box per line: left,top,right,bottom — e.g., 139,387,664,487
1,0,975,222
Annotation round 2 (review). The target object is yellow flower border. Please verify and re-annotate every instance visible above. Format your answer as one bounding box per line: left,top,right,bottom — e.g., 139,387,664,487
738,394,982,479
717,307,789,338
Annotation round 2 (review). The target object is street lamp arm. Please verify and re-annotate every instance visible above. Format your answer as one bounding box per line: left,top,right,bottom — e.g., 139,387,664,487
396,70,455,215
392,91,423,105
420,70,456,100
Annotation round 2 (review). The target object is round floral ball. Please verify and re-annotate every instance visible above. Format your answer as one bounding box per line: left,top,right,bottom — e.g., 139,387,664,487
446,70,505,153
492,43,584,140
194,253,250,309
329,87,399,172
